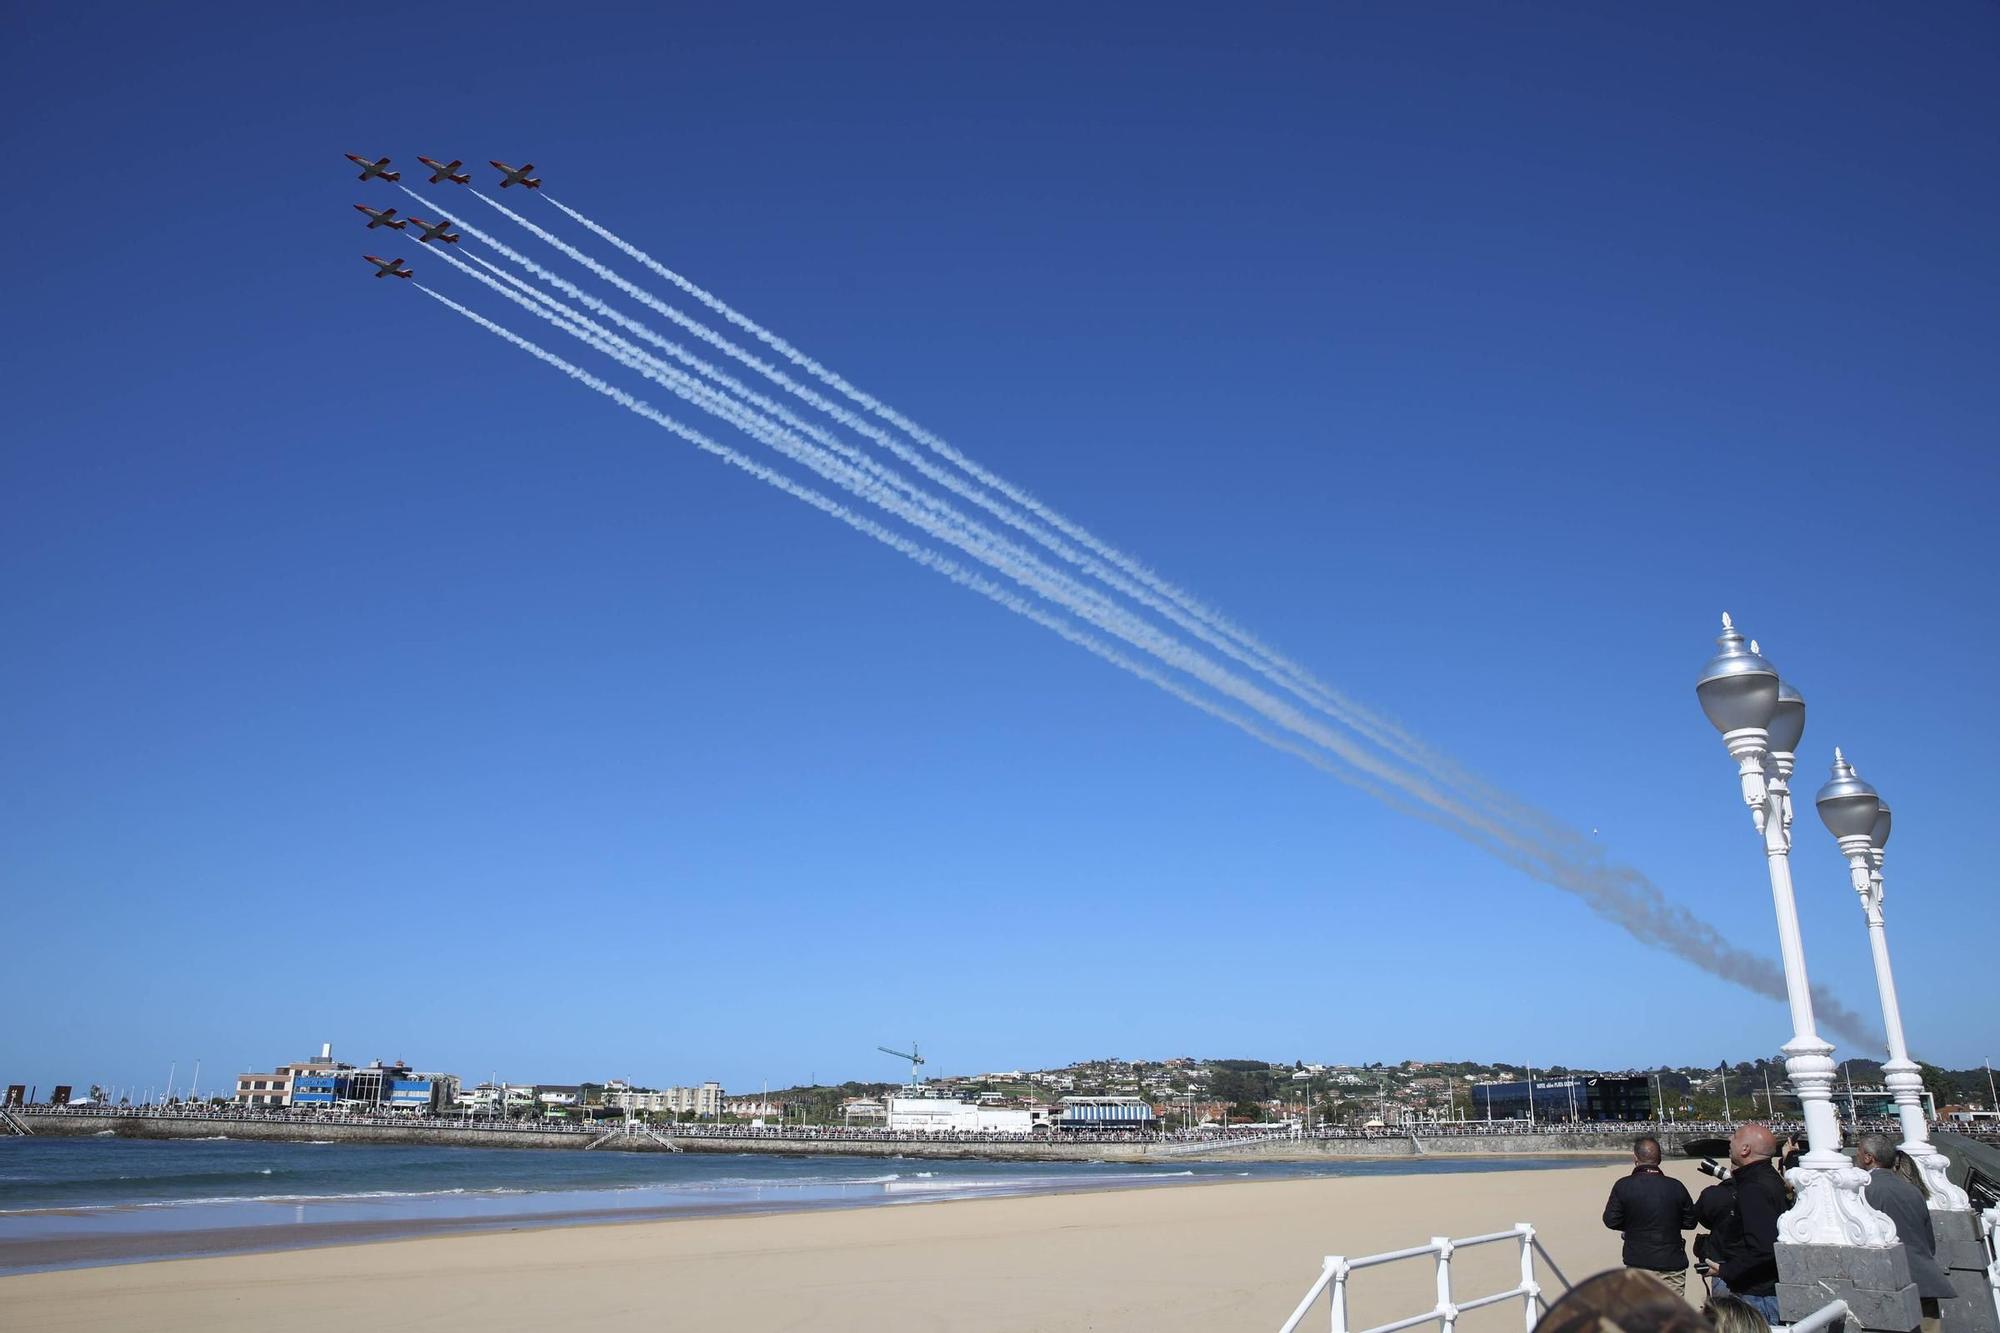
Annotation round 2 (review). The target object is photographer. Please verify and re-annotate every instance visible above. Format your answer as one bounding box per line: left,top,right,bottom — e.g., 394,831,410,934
1695,1125,1786,1322
1690,1166,1736,1284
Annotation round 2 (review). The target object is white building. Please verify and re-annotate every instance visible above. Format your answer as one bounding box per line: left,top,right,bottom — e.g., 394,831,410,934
885,1096,1042,1134
603,1082,724,1118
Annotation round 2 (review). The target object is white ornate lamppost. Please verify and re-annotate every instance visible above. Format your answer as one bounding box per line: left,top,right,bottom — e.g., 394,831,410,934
1695,614,1897,1248
1814,752,1972,1212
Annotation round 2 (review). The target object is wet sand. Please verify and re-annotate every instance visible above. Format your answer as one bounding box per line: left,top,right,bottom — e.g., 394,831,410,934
0,1159,1708,1333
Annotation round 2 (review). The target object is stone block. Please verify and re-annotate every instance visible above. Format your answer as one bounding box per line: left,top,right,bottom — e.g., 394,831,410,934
1930,1210,1982,1244
1937,1239,1990,1272
1777,1241,1913,1290
1939,1269,2000,1333
1777,1278,1922,1331
1939,1293,2000,1333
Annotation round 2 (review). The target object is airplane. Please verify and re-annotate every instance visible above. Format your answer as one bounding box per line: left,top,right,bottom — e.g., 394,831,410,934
365,254,413,280
417,156,471,185
345,153,400,182
490,160,542,190
407,217,461,245
354,204,407,230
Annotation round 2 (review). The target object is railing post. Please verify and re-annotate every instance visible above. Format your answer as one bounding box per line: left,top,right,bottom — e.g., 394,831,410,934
1433,1238,1457,1333
1518,1223,1542,1333
1330,1259,1350,1333
1982,1208,1999,1325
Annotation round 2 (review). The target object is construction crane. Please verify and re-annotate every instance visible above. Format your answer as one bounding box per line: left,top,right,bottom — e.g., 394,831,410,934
878,1043,925,1089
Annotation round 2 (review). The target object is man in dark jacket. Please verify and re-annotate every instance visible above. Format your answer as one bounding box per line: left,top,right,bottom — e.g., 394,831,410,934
1856,1134,1953,1333
1689,1177,1735,1280
1604,1137,1698,1295
1702,1124,1788,1322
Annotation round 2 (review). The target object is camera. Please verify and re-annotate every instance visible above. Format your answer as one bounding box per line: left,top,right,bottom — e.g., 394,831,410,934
1698,1159,1730,1180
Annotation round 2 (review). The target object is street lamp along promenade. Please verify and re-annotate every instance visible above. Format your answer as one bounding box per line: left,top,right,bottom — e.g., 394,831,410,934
1695,614,1898,1249
1814,753,1972,1212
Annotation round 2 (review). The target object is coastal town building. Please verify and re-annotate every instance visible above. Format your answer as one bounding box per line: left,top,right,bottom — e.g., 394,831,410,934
841,1097,888,1124
1055,1096,1158,1131
232,1045,459,1113
886,1095,1045,1134
233,1042,346,1108
1466,1075,1651,1122
462,1082,536,1114
601,1082,724,1118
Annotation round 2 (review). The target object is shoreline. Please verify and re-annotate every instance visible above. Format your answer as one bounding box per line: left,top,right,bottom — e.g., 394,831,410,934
0,1160,1710,1333
0,1141,1627,1275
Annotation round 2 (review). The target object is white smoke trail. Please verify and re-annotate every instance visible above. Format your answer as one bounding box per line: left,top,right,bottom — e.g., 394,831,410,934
425,203,1503,784
538,193,1515,805
419,260,1876,1044
462,189,1544,836
428,246,1518,844
413,284,1421,808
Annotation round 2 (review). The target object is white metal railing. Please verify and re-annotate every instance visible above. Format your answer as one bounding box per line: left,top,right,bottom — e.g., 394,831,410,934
1777,1299,1850,1333
1278,1224,1553,1333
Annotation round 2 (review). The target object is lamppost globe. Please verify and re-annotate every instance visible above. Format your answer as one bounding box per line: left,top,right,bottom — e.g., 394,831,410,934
1871,800,1891,853
1815,751,1882,840
1768,680,1806,755
1695,615,1781,735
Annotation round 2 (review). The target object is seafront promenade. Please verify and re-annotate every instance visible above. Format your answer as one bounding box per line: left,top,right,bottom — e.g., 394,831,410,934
12,1105,1753,1162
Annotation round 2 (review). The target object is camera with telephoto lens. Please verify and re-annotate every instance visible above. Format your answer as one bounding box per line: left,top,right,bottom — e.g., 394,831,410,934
1698,1159,1730,1180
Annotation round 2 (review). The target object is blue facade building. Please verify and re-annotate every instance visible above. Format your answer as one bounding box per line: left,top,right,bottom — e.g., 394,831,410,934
1056,1096,1158,1130
389,1079,438,1111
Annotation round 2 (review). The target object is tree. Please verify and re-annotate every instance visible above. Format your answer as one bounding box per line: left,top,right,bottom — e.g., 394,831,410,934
1917,1062,1957,1110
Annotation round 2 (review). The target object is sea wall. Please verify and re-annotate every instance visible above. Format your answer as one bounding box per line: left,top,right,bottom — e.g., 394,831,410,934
1192,1130,1682,1161
11,1112,1155,1161
14,1111,1666,1163
11,1112,1672,1160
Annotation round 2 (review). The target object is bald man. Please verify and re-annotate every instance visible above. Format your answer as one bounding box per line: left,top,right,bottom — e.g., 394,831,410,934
1697,1124,1787,1323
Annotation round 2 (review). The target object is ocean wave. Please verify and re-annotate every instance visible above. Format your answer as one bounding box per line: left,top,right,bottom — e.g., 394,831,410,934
0,1185,505,1216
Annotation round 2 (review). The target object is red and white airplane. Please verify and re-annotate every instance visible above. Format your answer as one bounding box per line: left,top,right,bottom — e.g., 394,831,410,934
354,204,407,230
407,217,461,245
490,160,542,189
417,156,472,185
345,153,400,182
364,255,413,280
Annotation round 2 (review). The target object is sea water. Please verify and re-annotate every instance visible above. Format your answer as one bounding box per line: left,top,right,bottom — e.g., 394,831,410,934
0,1137,1608,1274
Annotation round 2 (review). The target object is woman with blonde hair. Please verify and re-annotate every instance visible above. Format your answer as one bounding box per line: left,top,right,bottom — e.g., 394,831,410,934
1702,1294,1771,1333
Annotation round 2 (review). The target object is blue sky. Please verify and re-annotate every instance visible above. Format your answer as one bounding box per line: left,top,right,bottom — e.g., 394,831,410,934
4,2,1995,1100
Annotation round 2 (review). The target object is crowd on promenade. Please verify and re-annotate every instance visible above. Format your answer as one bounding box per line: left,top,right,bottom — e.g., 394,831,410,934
16,1102,1294,1146
28,1102,1893,1150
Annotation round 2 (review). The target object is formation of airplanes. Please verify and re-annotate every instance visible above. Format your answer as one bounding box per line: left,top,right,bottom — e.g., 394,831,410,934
349,153,529,277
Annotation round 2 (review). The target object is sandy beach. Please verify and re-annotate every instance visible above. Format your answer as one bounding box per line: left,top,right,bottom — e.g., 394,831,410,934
1,1158,1710,1332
